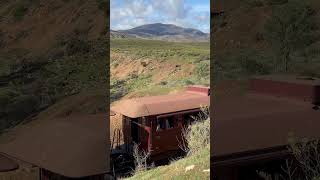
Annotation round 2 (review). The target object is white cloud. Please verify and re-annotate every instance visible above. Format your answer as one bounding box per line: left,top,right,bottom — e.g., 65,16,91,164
151,0,189,19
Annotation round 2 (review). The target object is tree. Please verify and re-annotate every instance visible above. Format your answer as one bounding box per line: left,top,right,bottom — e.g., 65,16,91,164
265,0,317,72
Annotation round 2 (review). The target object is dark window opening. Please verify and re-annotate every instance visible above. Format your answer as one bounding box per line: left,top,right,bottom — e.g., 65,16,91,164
156,116,175,131
156,119,166,131
131,118,139,143
184,112,200,127
166,117,174,129
141,117,146,125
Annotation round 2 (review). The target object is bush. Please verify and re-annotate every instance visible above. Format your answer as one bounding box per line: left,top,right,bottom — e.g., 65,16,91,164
185,119,210,155
259,138,320,180
240,57,270,75
182,79,195,86
182,107,210,155
13,2,30,21
0,88,18,115
264,0,317,72
65,38,90,56
289,138,320,179
132,143,151,173
110,79,128,102
5,95,39,121
196,62,210,80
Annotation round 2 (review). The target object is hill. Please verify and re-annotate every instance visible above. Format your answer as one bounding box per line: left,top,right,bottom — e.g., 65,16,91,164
111,23,209,42
212,0,320,82
0,0,107,52
0,0,108,132
110,38,210,103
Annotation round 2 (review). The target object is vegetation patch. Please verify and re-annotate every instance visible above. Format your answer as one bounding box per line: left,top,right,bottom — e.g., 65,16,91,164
12,0,38,21
0,37,107,133
111,38,210,102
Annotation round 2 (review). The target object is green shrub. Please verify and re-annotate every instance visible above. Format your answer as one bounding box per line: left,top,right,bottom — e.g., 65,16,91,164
0,88,18,114
110,79,128,102
182,79,195,86
240,57,270,75
182,107,210,155
13,4,29,20
5,95,39,121
196,62,210,79
185,118,210,155
264,0,317,72
65,38,90,56
213,48,273,81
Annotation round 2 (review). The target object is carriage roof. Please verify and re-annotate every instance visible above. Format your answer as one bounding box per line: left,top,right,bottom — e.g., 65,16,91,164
111,86,210,118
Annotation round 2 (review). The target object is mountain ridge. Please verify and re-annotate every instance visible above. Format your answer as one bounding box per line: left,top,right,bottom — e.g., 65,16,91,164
111,23,209,42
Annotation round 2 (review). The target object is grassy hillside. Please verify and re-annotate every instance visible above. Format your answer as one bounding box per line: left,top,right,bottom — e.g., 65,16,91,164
127,146,210,180
110,38,210,102
213,0,320,82
0,0,107,51
0,36,108,132
0,0,108,132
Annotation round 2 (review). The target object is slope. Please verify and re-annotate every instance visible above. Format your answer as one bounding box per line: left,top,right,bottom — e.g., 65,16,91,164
0,0,108,132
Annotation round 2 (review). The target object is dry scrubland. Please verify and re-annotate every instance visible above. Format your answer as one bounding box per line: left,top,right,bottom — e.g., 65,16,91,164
0,0,108,133
109,35,210,179
213,0,320,83
0,0,108,179
110,38,210,103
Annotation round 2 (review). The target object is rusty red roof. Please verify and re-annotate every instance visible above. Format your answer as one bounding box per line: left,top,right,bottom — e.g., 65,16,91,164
212,94,320,165
0,154,18,172
212,77,320,166
0,113,109,178
111,87,210,118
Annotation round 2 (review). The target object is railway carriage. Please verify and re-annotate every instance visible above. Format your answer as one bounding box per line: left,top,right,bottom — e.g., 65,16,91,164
111,86,210,163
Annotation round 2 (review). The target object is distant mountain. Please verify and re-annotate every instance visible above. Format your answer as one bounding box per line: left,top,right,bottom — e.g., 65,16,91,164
111,23,209,42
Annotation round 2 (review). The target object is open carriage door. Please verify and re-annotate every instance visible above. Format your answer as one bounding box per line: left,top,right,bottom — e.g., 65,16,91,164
130,117,150,152
152,115,183,156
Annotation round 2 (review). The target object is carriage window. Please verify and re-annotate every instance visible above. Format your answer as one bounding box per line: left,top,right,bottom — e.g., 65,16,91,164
141,117,146,125
184,112,199,126
166,117,174,129
156,119,166,131
156,116,175,131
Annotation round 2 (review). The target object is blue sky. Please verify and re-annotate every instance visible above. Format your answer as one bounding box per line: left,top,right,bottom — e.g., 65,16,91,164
110,0,210,33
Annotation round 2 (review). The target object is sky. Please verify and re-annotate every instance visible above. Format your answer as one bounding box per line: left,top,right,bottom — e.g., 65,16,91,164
110,0,210,33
